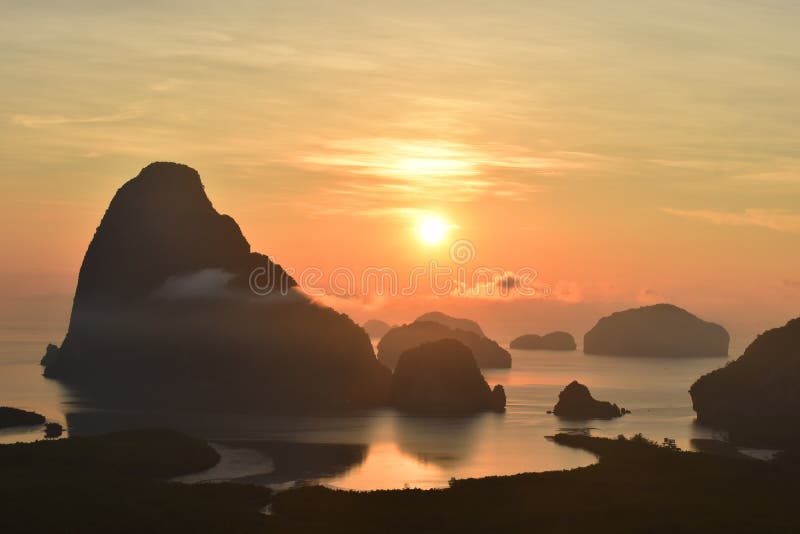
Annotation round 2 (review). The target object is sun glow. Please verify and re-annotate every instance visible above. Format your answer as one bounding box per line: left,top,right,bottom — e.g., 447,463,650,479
418,215,450,244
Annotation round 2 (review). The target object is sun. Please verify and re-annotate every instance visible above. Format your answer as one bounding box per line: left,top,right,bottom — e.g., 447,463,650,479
418,215,450,245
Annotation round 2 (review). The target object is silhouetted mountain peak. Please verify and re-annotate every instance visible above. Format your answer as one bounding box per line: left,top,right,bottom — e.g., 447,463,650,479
72,162,293,307
42,163,390,411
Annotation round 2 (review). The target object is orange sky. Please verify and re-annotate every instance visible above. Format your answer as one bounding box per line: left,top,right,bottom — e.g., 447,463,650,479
1,1,799,346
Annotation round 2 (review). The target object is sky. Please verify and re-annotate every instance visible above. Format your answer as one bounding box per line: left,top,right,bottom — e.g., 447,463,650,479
1,0,799,345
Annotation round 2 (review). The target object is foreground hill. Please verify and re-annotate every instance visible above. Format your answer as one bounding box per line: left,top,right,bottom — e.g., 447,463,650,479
584,303,729,357
0,429,270,533
377,321,511,369
691,317,800,446
41,162,390,411
5,430,800,532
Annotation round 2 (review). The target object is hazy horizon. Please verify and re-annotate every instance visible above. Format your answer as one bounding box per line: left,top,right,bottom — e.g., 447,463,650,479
2,1,799,346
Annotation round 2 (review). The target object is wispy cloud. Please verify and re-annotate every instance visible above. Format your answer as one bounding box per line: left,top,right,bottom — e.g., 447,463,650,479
293,138,579,218
299,138,572,178
11,106,143,128
149,78,187,93
662,208,800,233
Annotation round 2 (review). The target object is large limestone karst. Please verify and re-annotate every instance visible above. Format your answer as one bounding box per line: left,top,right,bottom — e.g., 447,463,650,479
377,321,511,370
41,162,390,411
690,317,800,446
389,339,506,414
584,304,729,358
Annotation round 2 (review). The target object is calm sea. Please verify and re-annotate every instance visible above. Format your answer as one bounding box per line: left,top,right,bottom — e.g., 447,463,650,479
0,322,746,490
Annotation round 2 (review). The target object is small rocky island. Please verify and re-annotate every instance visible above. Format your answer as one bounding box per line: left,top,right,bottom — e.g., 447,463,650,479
362,319,392,339
378,321,511,369
510,331,576,351
415,311,485,337
390,339,506,414
0,407,46,429
690,316,800,446
552,381,627,419
584,303,729,357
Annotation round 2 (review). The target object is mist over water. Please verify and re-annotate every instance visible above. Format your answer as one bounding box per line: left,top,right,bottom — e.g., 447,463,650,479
0,322,744,489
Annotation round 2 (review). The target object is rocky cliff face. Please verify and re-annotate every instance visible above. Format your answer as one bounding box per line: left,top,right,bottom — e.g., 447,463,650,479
690,317,800,446
584,304,729,358
42,162,390,411
553,381,625,420
389,339,505,414
510,332,576,351
377,321,511,370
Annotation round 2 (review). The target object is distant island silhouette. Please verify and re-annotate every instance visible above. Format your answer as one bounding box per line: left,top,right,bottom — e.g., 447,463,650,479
691,316,800,447
584,303,729,357
510,331,576,351
377,321,511,369
414,311,485,337
40,162,391,412
362,319,393,339
389,339,505,414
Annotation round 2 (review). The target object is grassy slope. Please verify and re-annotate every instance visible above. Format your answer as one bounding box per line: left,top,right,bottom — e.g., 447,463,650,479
0,429,271,534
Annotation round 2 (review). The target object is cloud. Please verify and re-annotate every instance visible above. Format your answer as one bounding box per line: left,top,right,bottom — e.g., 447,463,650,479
152,269,235,299
11,106,143,128
149,78,187,93
662,208,800,233
451,269,551,300
293,138,569,218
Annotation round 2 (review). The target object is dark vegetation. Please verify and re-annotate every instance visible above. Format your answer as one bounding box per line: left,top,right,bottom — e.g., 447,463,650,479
584,303,729,357
510,331,576,350
389,339,505,413
267,433,800,533
552,381,626,419
44,422,63,438
378,321,511,369
691,316,800,447
0,407,45,428
0,429,270,533
41,162,390,411
4,429,800,532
